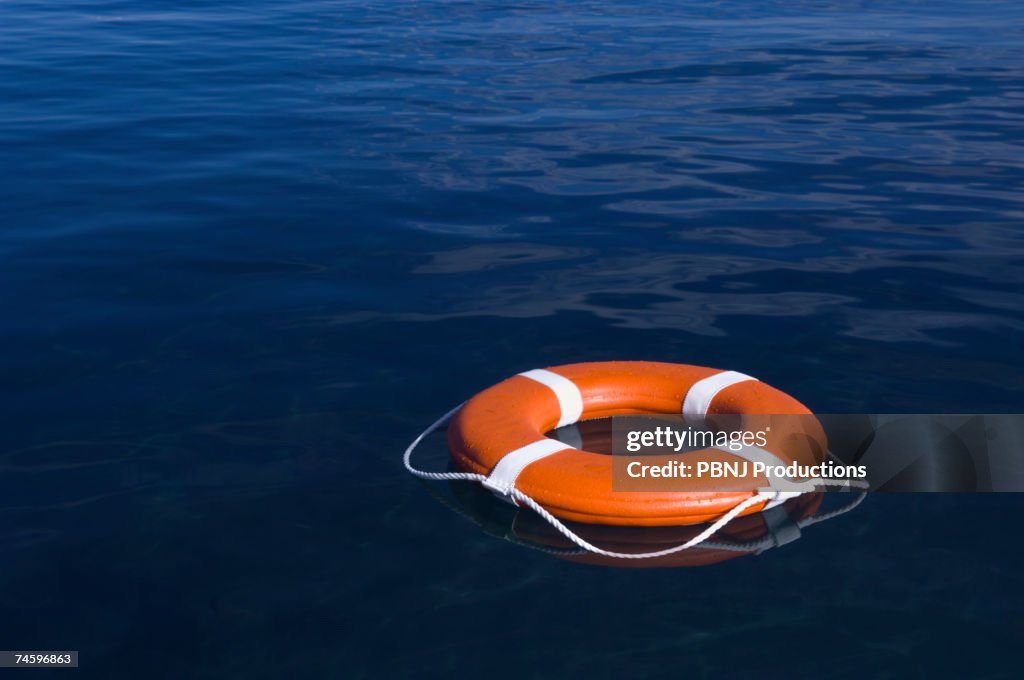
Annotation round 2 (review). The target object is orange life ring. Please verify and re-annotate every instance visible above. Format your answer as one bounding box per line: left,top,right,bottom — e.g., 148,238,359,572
447,361,826,527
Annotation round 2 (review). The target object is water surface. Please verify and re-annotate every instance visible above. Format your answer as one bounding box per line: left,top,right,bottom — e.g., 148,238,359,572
2,1,1023,677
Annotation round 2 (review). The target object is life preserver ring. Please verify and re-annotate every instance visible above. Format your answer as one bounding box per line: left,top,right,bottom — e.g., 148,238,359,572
447,361,827,527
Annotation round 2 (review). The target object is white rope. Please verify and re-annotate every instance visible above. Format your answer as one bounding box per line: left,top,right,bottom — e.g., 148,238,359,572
405,404,867,560
403,401,486,484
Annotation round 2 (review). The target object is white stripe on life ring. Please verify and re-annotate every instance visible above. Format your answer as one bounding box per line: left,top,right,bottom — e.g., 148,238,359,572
482,438,572,496
682,370,757,426
716,443,789,474
708,444,803,509
519,368,584,428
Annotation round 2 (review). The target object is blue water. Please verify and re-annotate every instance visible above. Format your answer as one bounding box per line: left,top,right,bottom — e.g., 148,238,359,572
2,0,1023,676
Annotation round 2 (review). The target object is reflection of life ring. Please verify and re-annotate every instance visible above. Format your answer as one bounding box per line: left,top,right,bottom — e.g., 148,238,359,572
447,361,827,526
443,480,823,569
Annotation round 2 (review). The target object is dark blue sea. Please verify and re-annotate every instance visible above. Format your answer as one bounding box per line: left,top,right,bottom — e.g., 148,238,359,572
2,0,1023,677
